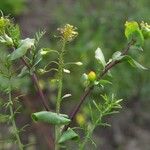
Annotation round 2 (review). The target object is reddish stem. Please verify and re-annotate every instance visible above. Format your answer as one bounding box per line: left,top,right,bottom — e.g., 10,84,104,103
63,39,135,131
21,57,50,111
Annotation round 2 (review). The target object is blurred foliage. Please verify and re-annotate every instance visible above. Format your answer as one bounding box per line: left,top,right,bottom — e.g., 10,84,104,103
48,0,150,102
0,0,26,16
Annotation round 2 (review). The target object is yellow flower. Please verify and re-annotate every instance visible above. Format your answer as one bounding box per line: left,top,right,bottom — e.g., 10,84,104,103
57,24,78,42
140,21,150,39
76,113,86,126
88,71,97,82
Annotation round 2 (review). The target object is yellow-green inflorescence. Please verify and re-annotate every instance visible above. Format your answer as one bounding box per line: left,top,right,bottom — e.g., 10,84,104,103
0,16,10,34
140,21,150,39
57,24,78,42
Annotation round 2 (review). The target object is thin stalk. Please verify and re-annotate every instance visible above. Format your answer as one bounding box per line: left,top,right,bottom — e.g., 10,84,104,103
8,81,23,150
55,40,66,150
21,57,50,111
11,47,50,111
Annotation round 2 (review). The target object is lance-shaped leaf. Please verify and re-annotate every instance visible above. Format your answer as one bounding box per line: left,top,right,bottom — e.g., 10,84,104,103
123,55,147,70
58,128,79,144
18,66,29,77
10,38,35,60
95,47,106,67
32,111,71,125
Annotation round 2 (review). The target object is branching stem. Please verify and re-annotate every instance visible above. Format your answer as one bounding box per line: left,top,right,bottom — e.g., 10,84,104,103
21,57,50,111
63,39,135,132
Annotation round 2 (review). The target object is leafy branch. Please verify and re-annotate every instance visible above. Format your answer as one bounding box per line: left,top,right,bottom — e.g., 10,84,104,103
63,39,135,131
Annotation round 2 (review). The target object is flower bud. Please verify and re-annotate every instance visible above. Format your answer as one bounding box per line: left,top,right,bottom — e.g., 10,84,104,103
140,21,150,39
88,71,96,81
76,113,86,126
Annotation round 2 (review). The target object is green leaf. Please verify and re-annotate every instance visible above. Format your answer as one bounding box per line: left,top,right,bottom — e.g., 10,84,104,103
7,24,21,47
58,128,79,144
112,51,124,61
98,79,112,85
0,34,13,46
95,47,106,67
34,30,46,46
0,114,9,123
18,66,29,77
125,21,144,47
33,51,42,67
0,74,9,91
123,56,147,70
31,111,71,125
10,38,35,60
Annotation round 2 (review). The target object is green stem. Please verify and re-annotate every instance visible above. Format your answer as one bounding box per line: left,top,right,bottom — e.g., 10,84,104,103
8,86,23,150
80,116,102,150
55,40,66,150
79,125,95,150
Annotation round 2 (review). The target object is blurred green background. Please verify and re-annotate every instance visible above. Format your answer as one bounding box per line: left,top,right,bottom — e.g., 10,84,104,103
0,0,150,149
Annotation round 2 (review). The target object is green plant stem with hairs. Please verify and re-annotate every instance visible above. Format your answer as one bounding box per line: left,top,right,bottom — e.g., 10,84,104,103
8,69,23,150
55,39,66,150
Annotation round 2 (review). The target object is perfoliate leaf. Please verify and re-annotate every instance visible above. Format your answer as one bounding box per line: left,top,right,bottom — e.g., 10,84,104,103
58,128,79,144
10,38,35,60
95,47,106,67
123,55,147,70
125,21,144,47
32,111,71,125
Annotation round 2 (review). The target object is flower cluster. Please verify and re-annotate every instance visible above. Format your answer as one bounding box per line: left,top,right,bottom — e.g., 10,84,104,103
140,21,150,39
57,24,78,42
